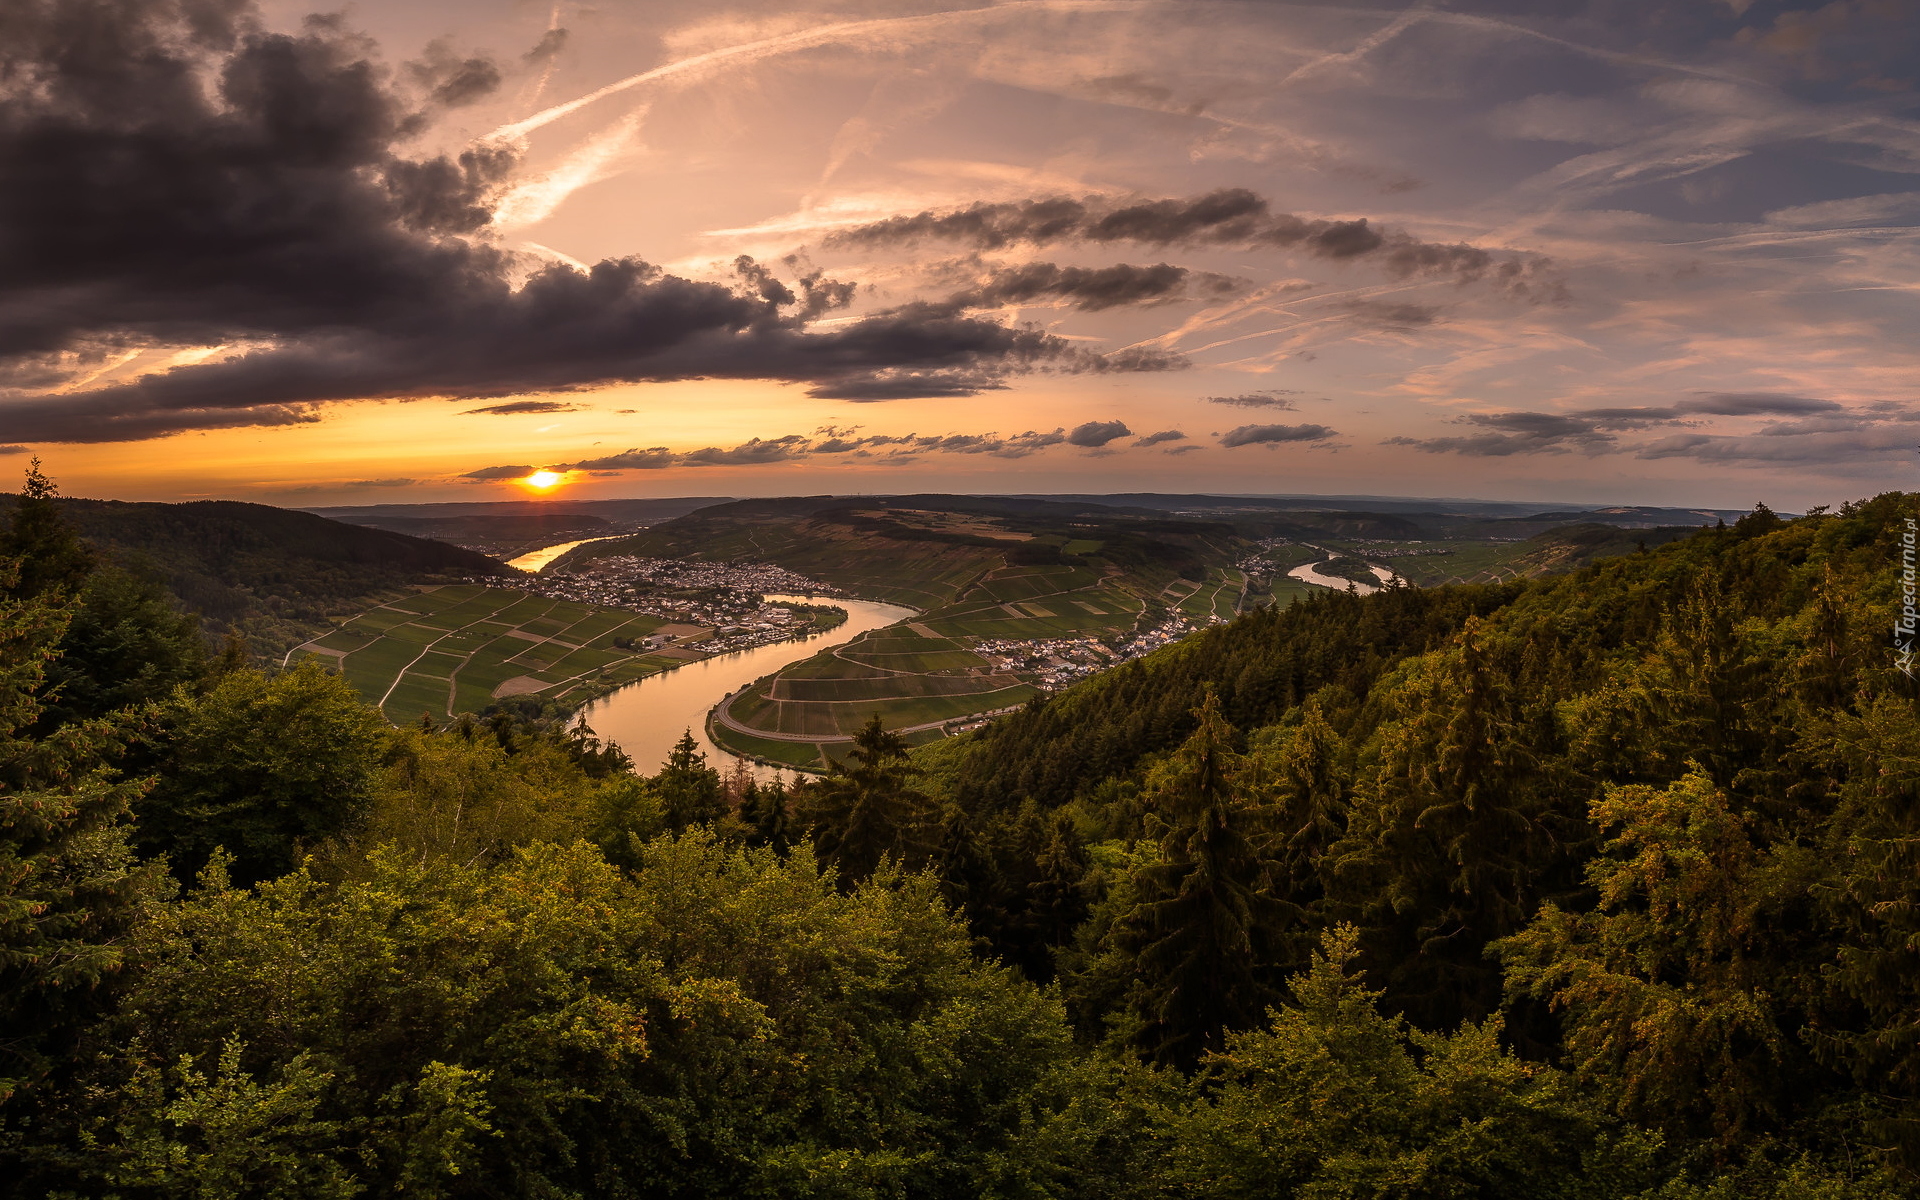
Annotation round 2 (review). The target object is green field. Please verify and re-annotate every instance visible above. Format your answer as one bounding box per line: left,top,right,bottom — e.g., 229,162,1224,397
289,584,674,724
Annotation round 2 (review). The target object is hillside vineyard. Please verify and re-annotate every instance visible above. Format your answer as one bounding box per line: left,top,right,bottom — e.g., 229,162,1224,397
1,475,1917,1197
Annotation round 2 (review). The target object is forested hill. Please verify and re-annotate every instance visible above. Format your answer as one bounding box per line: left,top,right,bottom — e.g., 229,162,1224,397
0,493,510,649
4,482,1917,1197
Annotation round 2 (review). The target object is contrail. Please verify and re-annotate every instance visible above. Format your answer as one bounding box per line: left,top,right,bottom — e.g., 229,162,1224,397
485,0,1152,144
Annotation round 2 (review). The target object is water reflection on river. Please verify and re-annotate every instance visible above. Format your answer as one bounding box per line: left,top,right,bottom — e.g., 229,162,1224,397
575,595,917,778
505,536,626,573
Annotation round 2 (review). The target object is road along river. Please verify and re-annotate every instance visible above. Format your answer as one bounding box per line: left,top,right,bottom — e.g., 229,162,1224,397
1286,546,1401,596
574,595,917,777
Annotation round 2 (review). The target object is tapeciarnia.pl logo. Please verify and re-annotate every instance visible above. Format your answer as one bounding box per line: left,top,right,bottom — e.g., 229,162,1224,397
1898,515,1917,678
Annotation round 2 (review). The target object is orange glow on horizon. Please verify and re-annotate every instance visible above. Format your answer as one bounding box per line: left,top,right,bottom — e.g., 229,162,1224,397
521,469,565,492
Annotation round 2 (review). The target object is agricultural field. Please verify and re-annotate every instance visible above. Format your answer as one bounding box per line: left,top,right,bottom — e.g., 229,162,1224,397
289,584,682,723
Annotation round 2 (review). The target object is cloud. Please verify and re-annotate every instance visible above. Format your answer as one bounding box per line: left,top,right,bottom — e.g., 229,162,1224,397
1207,391,1298,409
827,189,1559,296
561,447,676,471
478,421,1171,478
1067,420,1132,447
681,435,810,466
1135,429,1186,446
0,445,28,456
1338,300,1440,330
1388,393,1871,457
944,262,1240,312
1678,392,1843,417
344,478,416,488
0,3,1176,444
1384,410,1617,456
461,465,534,480
1220,423,1338,447
463,400,580,415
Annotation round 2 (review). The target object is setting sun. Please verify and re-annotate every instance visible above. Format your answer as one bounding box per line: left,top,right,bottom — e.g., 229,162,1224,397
522,469,563,491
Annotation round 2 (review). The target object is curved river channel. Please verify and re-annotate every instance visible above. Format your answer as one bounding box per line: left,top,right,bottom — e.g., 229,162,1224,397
574,595,917,777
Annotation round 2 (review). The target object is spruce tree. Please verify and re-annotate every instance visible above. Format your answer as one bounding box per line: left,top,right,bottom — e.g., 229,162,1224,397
0,460,93,602
1114,691,1289,1068
655,731,726,832
797,714,930,886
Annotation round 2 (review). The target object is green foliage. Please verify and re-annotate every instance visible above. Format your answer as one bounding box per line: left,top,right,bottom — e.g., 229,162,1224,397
136,662,389,885
1495,770,1807,1145
37,566,208,729
27,836,1071,1198
1152,926,1652,1200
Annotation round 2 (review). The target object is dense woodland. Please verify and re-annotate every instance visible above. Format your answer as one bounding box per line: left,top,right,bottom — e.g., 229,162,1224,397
2,463,1917,1197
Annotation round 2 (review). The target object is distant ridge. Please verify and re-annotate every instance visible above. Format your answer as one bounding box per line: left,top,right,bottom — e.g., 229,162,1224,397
3,495,514,651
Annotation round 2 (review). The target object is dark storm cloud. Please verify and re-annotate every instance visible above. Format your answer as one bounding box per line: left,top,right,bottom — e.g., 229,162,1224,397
944,262,1239,312
1135,429,1186,446
460,464,533,480
1067,420,1132,447
1207,391,1298,409
462,400,579,415
0,1,1175,443
1220,423,1337,447
828,189,1560,296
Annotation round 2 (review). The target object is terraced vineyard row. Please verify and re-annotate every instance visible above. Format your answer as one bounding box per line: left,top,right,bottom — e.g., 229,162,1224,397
291,584,680,723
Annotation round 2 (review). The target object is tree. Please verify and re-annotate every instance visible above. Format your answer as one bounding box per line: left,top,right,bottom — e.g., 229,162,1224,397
654,730,726,831
796,714,931,886
1494,770,1809,1147
1149,927,1651,1200
738,775,792,854
0,556,159,1103
37,565,207,729
1110,691,1291,1068
0,460,93,601
136,661,389,885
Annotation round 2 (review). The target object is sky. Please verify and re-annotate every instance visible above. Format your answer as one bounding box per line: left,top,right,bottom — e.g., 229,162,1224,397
3,0,1917,510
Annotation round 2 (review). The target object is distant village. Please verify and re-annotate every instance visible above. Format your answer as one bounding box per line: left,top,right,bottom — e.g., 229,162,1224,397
492,555,847,657
974,611,1201,689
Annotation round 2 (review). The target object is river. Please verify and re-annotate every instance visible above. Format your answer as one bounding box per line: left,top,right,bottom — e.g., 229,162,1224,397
575,594,918,778
505,536,629,573
1287,550,1401,595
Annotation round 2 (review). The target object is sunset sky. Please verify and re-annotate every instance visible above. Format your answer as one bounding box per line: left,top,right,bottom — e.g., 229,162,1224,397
5,0,1917,509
